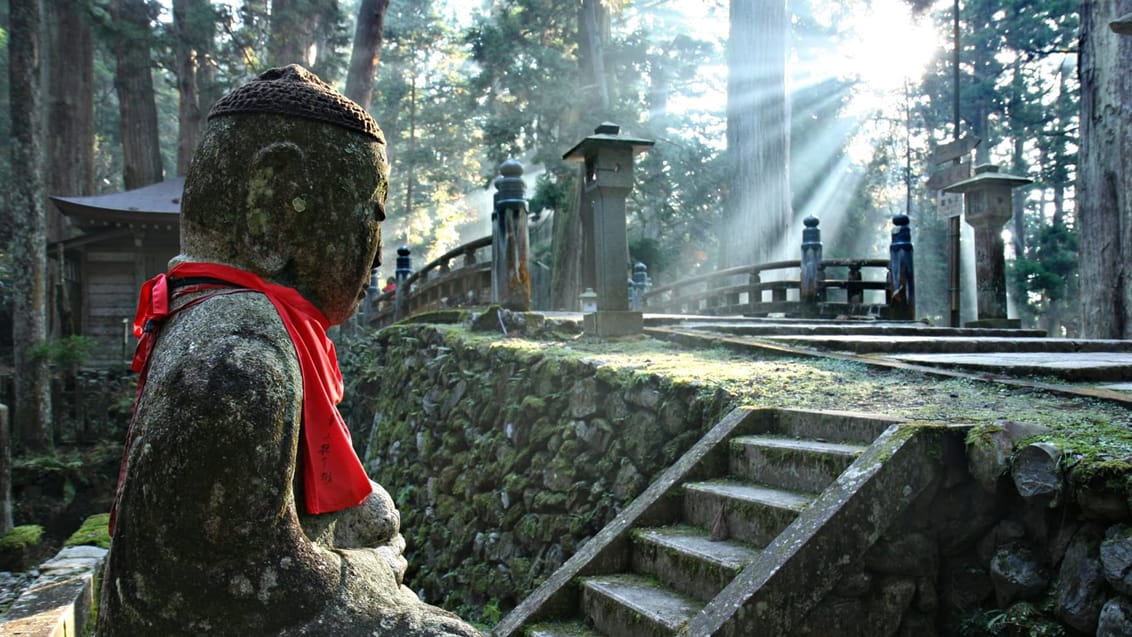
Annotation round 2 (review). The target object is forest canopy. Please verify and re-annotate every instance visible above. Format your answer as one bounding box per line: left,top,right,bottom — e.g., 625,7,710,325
0,0,1093,336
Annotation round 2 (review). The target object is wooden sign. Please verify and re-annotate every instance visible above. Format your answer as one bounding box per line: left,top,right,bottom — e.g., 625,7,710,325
929,135,981,165
926,158,972,191
936,192,964,219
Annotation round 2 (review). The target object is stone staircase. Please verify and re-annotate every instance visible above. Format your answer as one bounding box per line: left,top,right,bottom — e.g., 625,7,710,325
493,407,942,637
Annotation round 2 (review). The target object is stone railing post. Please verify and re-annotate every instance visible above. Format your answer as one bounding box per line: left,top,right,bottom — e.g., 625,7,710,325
363,267,379,323
629,262,649,311
887,214,915,320
394,246,412,321
492,159,531,311
563,122,654,337
800,215,823,315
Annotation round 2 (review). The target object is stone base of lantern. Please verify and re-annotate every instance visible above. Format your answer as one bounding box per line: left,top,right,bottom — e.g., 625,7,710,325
965,318,1022,329
583,310,643,337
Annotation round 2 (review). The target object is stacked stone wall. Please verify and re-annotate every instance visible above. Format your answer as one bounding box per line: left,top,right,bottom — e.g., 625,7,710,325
342,321,1132,633
797,428,1132,636
340,321,735,623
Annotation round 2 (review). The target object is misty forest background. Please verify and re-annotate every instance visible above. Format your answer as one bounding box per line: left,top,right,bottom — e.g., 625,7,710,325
0,0,1089,326
5,0,1132,460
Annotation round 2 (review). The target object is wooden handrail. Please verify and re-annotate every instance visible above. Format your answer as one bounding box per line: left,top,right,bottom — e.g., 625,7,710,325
367,236,493,328
642,258,893,318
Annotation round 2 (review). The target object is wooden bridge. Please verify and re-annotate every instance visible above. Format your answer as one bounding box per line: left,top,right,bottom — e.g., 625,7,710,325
363,213,916,329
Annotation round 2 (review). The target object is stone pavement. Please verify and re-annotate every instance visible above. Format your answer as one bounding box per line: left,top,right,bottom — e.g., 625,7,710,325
634,315,1132,400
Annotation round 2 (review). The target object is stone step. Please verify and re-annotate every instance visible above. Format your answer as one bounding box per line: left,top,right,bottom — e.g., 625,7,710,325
631,525,759,601
729,435,865,493
759,334,1132,355
524,619,604,637
770,409,893,446
682,480,814,547
582,573,701,637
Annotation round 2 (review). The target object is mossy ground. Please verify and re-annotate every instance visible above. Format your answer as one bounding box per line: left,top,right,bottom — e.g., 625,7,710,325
342,320,1132,628
0,525,44,551
64,513,111,549
444,326,1131,453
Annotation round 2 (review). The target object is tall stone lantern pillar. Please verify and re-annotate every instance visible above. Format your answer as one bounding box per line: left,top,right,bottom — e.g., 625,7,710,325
944,164,1031,327
563,122,654,337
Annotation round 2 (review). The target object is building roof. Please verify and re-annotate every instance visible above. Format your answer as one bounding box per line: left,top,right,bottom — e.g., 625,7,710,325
52,177,184,230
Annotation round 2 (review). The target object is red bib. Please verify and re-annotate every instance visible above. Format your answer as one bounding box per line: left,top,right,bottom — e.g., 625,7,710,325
111,262,372,534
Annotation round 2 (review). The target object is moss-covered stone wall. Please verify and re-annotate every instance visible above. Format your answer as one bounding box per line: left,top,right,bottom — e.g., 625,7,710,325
339,319,735,623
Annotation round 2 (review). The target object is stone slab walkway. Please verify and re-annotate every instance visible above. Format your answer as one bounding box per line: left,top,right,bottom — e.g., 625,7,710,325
630,314,1132,397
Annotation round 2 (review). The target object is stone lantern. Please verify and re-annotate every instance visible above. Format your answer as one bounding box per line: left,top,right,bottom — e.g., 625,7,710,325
563,122,654,337
579,288,598,313
944,164,1031,327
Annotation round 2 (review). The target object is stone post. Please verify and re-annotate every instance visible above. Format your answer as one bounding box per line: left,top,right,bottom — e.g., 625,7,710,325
887,214,915,321
800,215,823,315
492,159,531,311
363,268,379,322
944,164,1031,327
562,122,654,337
393,246,411,321
629,262,649,311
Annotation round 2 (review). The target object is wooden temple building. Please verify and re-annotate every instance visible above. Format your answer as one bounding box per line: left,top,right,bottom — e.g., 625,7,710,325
49,178,183,363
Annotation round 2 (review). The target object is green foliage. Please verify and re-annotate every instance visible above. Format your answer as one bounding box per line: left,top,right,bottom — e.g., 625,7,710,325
0,25,7,50
955,600,1066,637
0,524,43,551
64,513,112,549
1010,216,1078,333
29,335,97,370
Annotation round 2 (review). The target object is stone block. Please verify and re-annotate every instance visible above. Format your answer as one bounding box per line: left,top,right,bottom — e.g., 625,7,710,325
583,311,643,337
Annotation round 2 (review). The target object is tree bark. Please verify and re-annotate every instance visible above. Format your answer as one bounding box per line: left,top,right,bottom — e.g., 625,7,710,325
344,0,389,110
1078,0,1132,338
111,0,164,189
268,0,315,68
0,405,11,534
9,0,54,452
578,0,610,112
550,171,586,310
47,1,94,204
548,0,609,308
723,0,792,267
173,0,214,175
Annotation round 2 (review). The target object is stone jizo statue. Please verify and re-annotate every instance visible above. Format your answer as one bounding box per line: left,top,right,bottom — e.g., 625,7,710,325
98,65,479,637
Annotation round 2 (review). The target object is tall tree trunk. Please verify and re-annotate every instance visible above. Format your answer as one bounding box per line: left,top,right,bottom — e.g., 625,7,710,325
111,0,164,189
548,0,610,308
550,171,586,310
10,0,54,452
268,0,316,67
47,0,94,339
578,0,610,111
173,0,214,174
310,4,342,82
723,0,792,267
1078,0,1132,338
47,1,94,206
344,0,389,110
1009,64,1027,258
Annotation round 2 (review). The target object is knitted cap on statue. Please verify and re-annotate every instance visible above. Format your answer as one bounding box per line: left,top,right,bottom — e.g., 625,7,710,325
97,65,479,637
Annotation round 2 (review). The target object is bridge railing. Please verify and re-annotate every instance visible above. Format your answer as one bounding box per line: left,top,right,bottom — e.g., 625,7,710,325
640,258,892,317
642,214,915,319
365,211,915,326
368,236,492,328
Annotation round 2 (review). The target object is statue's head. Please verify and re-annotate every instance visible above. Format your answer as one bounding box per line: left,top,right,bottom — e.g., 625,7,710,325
179,65,388,324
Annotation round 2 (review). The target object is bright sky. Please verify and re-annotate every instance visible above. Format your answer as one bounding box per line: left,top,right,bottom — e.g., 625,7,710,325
668,0,941,119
